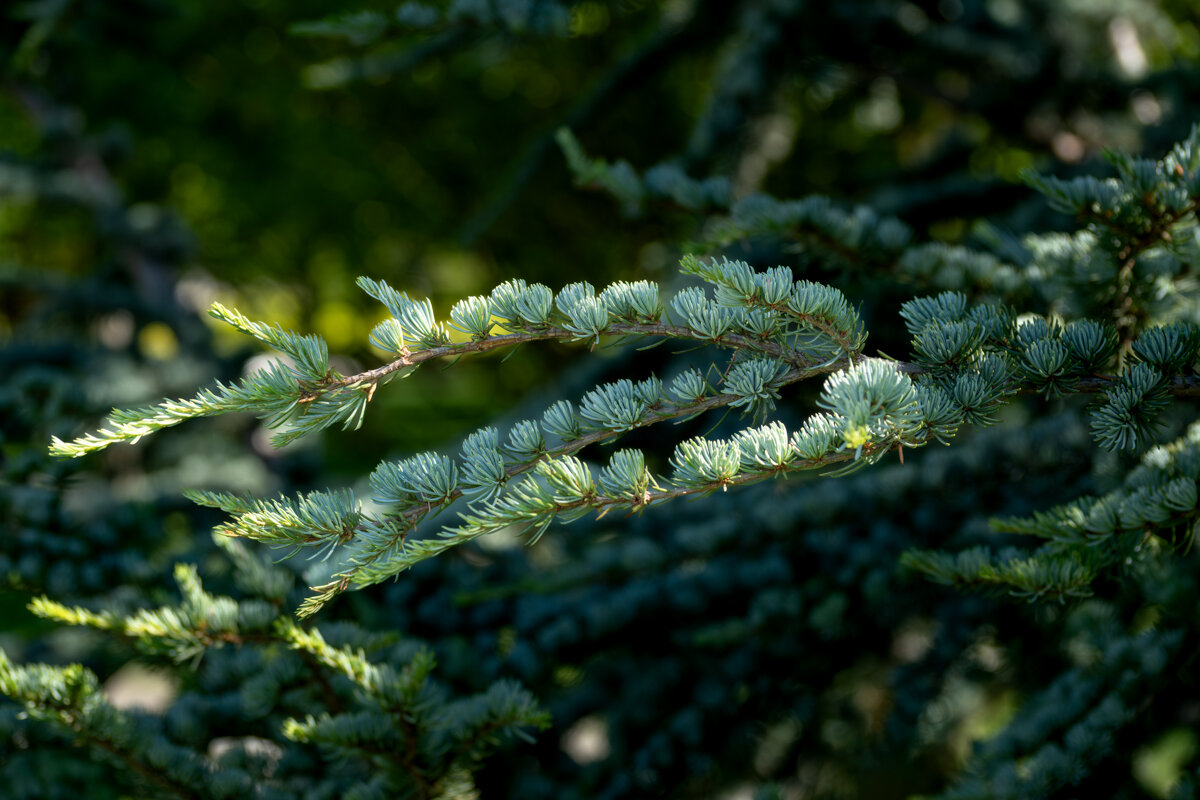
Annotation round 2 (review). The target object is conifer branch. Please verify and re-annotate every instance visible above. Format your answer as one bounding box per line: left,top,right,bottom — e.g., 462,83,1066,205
49,249,1200,617
319,320,835,396
0,649,208,800
84,735,204,800
50,265,864,457
314,429,883,604
15,539,550,798
45,128,1200,620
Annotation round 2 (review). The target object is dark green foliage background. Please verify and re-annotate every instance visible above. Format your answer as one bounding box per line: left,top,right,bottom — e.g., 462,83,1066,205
5,1,1200,797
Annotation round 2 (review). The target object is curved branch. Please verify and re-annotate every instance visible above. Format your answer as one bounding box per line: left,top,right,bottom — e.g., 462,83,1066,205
318,319,826,395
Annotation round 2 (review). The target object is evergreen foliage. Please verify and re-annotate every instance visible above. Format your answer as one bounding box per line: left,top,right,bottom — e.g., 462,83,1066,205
10,536,549,799
7,1,1200,798
48,124,1200,614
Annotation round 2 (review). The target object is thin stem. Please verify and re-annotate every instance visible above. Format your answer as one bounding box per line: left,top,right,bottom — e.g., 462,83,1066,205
1082,198,1200,348
312,320,824,398
456,1,710,244
87,736,203,800
40,710,203,800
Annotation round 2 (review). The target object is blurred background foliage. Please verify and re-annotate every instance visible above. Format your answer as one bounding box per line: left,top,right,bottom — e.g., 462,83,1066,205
4,0,1200,797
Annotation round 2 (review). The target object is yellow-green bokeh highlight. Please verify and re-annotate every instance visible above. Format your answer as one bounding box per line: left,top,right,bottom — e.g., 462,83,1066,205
138,322,181,361
1134,728,1198,799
